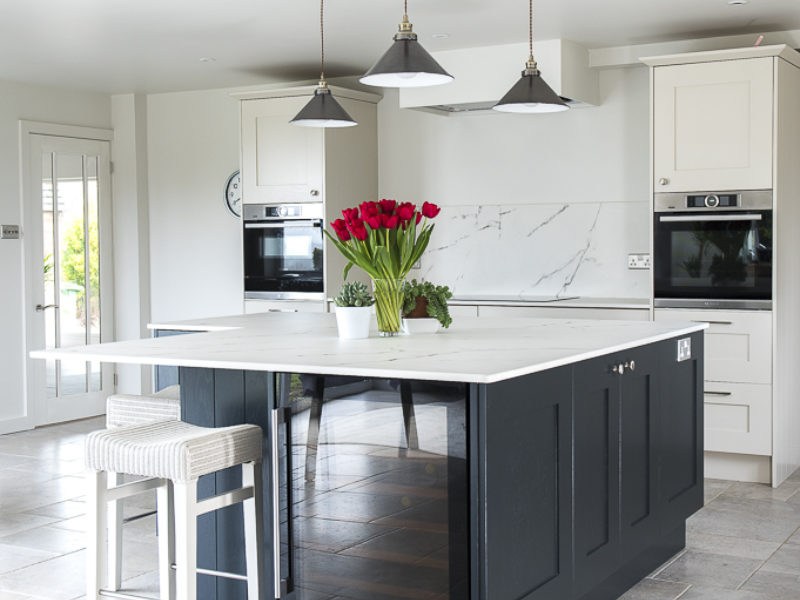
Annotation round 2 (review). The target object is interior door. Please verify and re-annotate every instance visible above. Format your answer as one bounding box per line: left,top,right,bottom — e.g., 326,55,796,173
25,134,114,425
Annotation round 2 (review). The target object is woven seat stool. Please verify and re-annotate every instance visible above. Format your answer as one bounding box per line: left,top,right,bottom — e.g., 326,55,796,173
85,420,264,600
103,385,182,593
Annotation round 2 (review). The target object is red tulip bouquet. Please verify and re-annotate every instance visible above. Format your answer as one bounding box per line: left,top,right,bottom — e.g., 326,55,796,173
326,199,441,335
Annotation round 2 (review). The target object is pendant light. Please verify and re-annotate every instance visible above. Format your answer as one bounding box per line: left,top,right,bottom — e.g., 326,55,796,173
493,0,568,113
290,0,357,128
360,0,453,88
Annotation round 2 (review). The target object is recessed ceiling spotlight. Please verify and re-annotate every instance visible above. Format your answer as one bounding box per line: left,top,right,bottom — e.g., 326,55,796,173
431,33,450,39
199,57,216,63
728,0,748,5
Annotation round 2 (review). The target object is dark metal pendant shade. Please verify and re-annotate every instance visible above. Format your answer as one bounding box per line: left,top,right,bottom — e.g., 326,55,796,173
493,70,569,113
360,28,453,88
290,87,357,128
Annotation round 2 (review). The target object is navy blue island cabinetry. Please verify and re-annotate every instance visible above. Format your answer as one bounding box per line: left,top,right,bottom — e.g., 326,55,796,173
31,315,705,600
164,331,703,600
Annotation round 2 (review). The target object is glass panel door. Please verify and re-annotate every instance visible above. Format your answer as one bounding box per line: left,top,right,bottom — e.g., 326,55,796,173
277,374,469,599
29,134,113,425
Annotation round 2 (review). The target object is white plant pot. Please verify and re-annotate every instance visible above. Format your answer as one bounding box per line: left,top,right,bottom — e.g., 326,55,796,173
402,317,441,334
335,305,373,339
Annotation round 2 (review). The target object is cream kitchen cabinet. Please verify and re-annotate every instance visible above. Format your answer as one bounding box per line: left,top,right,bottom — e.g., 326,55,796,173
648,53,774,192
240,96,324,205
235,85,380,298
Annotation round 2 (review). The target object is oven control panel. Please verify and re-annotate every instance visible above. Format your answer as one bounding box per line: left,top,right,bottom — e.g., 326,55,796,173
686,194,739,208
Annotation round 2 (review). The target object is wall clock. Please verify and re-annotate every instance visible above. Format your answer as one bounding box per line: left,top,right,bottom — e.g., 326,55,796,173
224,170,242,218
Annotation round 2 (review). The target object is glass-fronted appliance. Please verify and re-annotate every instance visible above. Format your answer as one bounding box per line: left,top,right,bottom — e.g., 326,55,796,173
244,204,324,300
273,374,469,599
653,190,773,309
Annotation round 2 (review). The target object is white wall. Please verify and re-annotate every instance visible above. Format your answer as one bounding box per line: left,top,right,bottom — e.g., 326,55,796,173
111,94,152,394
0,80,111,431
377,66,651,298
146,89,243,323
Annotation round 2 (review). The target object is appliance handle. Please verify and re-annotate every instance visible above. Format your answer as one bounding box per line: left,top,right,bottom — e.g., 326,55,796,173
245,221,321,229
658,214,763,223
691,320,733,325
270,408,284,599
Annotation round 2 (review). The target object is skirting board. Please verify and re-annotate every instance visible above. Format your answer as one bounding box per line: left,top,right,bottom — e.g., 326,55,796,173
705,451,771,485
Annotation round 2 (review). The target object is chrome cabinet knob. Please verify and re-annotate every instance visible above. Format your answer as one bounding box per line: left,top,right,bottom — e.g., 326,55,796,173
658,178,669,186
612,363,625,375
310,189,320,197
629,360,636,371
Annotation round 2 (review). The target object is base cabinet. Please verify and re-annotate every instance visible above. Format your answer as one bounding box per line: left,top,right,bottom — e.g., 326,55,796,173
478,333,703,600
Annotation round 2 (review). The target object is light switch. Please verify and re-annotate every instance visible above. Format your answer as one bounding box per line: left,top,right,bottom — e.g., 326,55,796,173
0,225,20,239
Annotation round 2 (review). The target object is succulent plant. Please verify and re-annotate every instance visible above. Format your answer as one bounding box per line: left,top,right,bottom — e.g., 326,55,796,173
334,281,375,307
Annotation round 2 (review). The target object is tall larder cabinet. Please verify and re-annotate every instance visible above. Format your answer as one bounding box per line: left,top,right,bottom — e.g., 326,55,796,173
643,45,800,486
234,86,381,312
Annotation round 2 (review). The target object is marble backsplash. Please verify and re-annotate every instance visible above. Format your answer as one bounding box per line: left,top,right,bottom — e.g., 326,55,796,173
416,201,651,299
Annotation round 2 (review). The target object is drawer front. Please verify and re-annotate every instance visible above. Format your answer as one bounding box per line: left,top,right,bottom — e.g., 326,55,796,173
244,299,325,314
653,309,772,384
477,306,650,320
704,382,772,455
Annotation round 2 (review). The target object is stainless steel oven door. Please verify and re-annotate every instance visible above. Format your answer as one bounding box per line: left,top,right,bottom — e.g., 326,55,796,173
244,218,324,299
653,210,772,309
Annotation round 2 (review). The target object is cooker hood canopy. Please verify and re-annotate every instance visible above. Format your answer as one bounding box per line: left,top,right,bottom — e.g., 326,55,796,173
399,39,599,113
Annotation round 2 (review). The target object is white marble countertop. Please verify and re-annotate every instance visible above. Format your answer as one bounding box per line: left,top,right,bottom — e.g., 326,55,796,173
448,296,651,309
34,313,704,384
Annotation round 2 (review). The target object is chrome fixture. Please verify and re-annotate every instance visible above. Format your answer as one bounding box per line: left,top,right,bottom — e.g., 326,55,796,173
493,0,568,113
290,0,357,128
360,0,454,88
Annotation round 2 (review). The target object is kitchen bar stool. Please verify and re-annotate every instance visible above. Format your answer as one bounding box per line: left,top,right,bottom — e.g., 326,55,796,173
84,420,264,600
104,385,182,592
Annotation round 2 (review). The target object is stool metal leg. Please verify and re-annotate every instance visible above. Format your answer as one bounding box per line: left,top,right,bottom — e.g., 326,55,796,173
107,471,124,591
242,462,265,600
157,482,176,600
87,469,108,600
173,480,197,600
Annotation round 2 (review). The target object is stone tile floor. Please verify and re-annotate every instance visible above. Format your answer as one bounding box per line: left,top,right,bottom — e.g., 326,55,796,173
0,417,798,600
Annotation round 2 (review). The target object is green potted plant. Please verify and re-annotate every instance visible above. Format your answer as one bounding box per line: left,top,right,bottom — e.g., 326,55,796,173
333,282,375,339
401,279,453,333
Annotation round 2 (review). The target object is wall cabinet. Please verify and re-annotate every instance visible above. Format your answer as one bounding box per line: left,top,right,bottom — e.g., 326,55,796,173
652,57,774,192
241,96,324,205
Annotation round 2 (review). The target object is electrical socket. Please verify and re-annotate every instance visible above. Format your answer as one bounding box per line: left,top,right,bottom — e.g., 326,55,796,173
627,253,651,270
677,338,691,362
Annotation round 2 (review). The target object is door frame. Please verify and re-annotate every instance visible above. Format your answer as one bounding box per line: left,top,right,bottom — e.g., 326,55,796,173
20,120,115,431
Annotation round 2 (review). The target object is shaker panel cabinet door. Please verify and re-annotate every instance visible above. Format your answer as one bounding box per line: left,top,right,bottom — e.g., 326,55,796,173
658,333,704,534
572,356,620,598
653,57,774,192
479,367,573,600
618,345,660,559
241,97,324,205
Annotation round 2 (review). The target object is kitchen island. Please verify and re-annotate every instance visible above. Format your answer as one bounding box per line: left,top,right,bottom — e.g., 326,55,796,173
34,314,706,600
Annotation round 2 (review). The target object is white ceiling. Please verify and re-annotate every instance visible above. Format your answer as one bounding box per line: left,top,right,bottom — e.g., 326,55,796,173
1,0,799,94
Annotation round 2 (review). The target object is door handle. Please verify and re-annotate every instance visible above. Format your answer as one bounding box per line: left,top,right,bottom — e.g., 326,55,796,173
35,304,59,311
270,407,294,598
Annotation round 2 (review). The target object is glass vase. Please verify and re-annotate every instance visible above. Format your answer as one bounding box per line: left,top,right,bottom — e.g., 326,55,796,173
372,278,404,336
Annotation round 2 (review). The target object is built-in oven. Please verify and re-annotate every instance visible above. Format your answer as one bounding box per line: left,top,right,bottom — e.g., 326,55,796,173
653,190,772,309
243,203,324,300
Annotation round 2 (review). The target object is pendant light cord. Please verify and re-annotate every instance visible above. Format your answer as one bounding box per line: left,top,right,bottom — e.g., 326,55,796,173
320,0,325,81
404,0,408,19
529,0,534,59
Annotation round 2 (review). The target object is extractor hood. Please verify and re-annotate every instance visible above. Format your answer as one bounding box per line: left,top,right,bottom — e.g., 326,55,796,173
398,39,599,114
